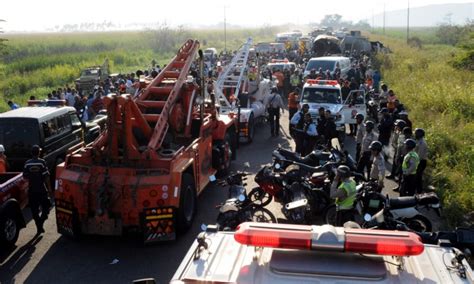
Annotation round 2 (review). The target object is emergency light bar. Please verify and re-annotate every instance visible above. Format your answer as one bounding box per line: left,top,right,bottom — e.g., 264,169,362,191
234,222,424,256
27,100,67,107
306,80,339,86
271,58,289,63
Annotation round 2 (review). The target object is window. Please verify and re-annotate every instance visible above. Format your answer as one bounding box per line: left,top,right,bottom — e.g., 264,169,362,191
306,60,336,73
0,119,39,155
70,113,82,129
302,88,342,104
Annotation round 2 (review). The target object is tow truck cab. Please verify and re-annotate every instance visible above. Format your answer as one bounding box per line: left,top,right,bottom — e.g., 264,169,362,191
300,80,346,140
171,222,474,283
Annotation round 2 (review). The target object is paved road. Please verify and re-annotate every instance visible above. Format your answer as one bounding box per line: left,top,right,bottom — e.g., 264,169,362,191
0,110,435,284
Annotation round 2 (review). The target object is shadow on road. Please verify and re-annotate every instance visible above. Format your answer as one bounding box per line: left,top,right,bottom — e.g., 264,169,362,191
0,235,43,284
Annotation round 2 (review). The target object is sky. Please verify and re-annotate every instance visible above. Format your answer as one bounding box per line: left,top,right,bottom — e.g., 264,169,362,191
1,0,473,32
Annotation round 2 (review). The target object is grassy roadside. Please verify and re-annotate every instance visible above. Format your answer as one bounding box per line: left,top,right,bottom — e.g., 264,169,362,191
0,29,275,110
369,34,474,227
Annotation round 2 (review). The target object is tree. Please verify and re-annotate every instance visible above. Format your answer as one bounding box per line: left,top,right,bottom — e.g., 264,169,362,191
0,20,7,57
320,14,343,28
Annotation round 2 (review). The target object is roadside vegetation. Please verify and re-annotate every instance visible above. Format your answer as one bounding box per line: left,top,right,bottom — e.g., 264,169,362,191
370,31,474,227
0,26,276,110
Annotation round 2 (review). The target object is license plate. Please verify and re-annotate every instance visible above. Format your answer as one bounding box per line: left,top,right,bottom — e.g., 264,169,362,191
285,199,308,210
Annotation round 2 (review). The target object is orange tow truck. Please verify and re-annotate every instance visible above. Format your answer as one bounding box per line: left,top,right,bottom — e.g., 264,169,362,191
54,40,238,243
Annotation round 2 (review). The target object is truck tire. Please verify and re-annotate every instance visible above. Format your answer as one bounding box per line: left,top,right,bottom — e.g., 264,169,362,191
0,208,20,247
245,114,255,144
176,174,197,233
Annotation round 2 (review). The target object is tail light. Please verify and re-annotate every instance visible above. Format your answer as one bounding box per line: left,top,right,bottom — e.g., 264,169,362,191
235,222,424,256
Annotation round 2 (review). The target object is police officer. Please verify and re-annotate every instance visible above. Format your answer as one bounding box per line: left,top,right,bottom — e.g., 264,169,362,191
290,103,309,154
302,112,318,156
415,128,428,193
354,113,365,162
324,110,338,147
386,119,406,180
357,120,376,180
369,141,385,191
400,139,420,197
330,165,357,226
23,145,51,235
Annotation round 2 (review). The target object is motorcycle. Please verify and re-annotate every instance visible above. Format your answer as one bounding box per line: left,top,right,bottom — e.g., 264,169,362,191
324,181,441,232
215,172,276,231
249,162,332,224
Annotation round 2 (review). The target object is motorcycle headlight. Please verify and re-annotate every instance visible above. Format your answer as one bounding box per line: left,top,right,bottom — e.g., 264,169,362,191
238,194,246,202
274,163,281,170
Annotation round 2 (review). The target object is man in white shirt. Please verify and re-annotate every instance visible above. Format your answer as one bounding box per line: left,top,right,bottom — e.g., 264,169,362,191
264,88,285,137
65,88,75,107
415,128,428,193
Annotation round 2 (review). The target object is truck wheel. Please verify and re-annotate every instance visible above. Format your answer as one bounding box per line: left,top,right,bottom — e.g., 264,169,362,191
323,204,337,225
0,209,20,247
176,174,197,233
245,114,255,144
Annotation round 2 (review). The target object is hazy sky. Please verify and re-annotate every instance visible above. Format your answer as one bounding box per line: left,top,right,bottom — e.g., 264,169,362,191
1,0,473,31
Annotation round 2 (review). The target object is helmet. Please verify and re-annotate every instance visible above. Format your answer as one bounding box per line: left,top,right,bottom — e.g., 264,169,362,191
355,113,364,120
415,128,425,138
336,165,351,178
402,127,412,136
369,141,383,151
0,144,4,153
31,145,42,156
404,139,416,149
365,120,375,130
394,119,406,129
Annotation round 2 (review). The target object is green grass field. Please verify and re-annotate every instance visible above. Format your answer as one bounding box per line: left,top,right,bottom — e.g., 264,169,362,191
370,33,474,227
0,28,276,109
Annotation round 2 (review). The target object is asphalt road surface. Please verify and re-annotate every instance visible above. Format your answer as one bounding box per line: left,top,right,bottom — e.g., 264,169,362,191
0,110,435,284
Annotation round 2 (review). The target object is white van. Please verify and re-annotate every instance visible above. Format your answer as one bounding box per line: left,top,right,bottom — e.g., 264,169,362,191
304,56,351,78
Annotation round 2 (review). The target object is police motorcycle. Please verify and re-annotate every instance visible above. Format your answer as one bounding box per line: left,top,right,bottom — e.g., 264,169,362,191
215,171,276,231
324,181,441,232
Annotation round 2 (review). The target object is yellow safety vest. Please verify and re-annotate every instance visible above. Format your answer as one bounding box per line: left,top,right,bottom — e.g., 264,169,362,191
335,180,357,210
402,151,420,175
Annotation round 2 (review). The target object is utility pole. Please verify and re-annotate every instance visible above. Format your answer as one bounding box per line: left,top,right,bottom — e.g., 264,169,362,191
383,3,386,34
372,9,374,32
407,0,410,44
224,6,227,53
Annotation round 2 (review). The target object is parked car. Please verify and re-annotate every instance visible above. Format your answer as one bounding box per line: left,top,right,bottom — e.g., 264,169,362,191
0,106,101,173
0,172,29,247
303,56,351,79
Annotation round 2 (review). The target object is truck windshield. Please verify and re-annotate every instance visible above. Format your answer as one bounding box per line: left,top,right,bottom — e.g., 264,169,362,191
302,88,342,104
306,60,336,72
0,119,40,157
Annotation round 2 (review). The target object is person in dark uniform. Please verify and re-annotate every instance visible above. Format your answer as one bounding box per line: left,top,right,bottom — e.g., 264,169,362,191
23,145,51,235
290,103,309,154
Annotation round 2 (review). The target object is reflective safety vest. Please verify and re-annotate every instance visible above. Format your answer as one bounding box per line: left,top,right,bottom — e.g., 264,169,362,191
402,151,420,175
335,179,357,210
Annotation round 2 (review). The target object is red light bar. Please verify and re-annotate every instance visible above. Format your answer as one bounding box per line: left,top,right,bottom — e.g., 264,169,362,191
234,222,311,250
306,79,339,86
234,222,424,256
344,229,424,256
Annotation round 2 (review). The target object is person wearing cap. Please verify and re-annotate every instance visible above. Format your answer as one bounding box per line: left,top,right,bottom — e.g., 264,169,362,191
307,68,317,80
392,127,413,191
369,141,385,191
23,145,51,235
288,88,300,135
398,110,413,129
377,108,393,146
0,145,7,173
324,110,337,147
354,113,366,162
331,165,357,226
386,119,406,180
291,103,310,154
415,128,428,193
265,87,285,138
316,107,327,140
357,120,376,180
400,139,420,196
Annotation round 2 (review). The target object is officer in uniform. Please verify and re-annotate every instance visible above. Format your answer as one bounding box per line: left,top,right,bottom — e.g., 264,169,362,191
400,139,420,197
354,113,365,162
356,120,376,180
369,141,385,191
415,128,428,193
290,103,309,154
265,87,285,137
23,145,51,235
330,165,357,226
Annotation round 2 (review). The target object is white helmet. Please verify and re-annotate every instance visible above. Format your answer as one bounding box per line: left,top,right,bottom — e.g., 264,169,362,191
0,144,5,153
